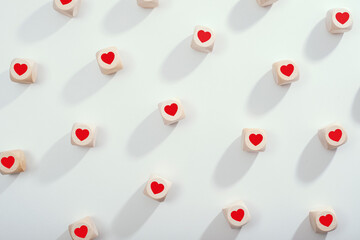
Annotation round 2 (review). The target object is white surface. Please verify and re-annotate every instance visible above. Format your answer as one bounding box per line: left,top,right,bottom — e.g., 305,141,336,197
0,0,359,239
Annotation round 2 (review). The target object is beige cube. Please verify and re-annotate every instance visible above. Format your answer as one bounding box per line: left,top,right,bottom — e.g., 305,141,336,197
242,128,266,152
318,123,347,150
144,175,172,202
309,208,337,234
53,0,82,17
191,26,215,53
223,201,251,229
0,150,26,175
96,47,123,75
326,8,353,34
71,123,96,148
10,58,37,84
68,216,98,240
256,0,278,7
158,98,185,125
272,60,299,86
137,0,158,8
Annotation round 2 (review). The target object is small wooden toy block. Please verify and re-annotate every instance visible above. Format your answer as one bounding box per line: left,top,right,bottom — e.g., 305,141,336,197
318,123,347,150
191,26,215,53
158,98,185,125
242,128,267,152
223,201,251,229
144,175,172,202
68,216,99,240
326,8,353,34
71,123,96,148
10,58,37,84
96,47,123,75
137,0,158,8
309,208,337,233
53,0,82,17
256,0,278,7
272,60,299,86
0,150,26,175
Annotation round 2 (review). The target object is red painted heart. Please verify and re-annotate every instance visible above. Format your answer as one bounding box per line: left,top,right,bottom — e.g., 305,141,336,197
14,63,28,76
328,129,342,142
101,52,115,65
60,0,72,5
197,30,211,43
164,103,178,116
1,156,15,169
336,12,350,24
151,181,164,194
74,225,88,238
75,129,90,141
319,214,333,227
249,134,263,146
231,209,245,222
280,64,294,77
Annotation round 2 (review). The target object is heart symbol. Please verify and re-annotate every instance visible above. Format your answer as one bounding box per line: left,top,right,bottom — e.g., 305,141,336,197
75,129,90,141
336,12,350,24
280,64,294,77
1,156,15,169
249,134,263,146
319,214,333,227
74,225,88,238
101,52,115,65
231,209,245,222
328,129,342,142
197,30,211,43
14,63,28,76
164,103,178,116
60,0,72,4
151,181,164,194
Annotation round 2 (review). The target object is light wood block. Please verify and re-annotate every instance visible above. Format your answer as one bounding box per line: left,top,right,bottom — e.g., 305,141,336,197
137,0,158,8
144,175,172,202
68,216,98,240
256,0,278,7
96,47,123,75
191,26,215,53
242,128,267,152
0,150,26,175
309,208,337,234
272,60,299,85
318,123,347,150
158,98,185,125
223,201,251,229
10,58,37,84
326,8,353,34
71,123,96,148
53,0,82,17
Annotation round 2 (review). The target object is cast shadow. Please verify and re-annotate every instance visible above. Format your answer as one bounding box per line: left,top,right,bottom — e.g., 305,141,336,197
247,70,290,115
296,135,336,183
56,230,70,240
0,174,19,195
112,185,159,237
352,88,360,123
304,19,343,60
127,110,176,157
161,36,207,82
201,212,240,240
18,2,69,42
292,216,327,240
0,71,29,109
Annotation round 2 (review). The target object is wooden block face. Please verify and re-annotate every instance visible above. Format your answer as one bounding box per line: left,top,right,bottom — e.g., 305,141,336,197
0,150,26,175
96,47,123,75
256,0,278,7
137,0,158,8
191,26,215,53
9,58,37,84
158,99,185,125
242,128,267,152
53,0,82,17
326,8,353,34
223,201,251,229
272,60,299,85
318,124,347,150
144,175,172,202
71,123,96,148
68,216,99,240
309,208,337,233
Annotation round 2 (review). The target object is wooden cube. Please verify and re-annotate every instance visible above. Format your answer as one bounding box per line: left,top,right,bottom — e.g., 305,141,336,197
143,175,172,202
96,47,123,75
326,8,353,34
242,128,267,152
10,58,37,84
0,150,26,175
223,201,251,229
53,0,82,17
272,60,299,85
256,0,278,7
158,98,185,125
309,208,337,233
68,216,98,240
71,123,96,148
137,0,158,8
191,26,215,53
318,123,347,150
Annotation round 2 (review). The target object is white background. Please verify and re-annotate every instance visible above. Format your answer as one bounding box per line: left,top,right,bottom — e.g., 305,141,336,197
0,0,360,239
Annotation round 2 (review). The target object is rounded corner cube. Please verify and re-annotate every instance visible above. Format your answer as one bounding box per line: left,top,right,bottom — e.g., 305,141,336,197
318,124,347,150
96,47,123,75
158,99,185,125
10,58,37,84
242,128,267,152
326,8,353,34
0,150,26,175
68,216,99,240
191,26,215,53
137,0,158,8
144,175,172,202
256,0,278,7
71,123,96,147
53,0,82,17
223,201,251,229
309,208,337,233
272,60,299,86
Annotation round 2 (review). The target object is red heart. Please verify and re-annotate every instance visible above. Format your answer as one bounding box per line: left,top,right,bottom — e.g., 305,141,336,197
101,52,115,65
197,30,211,43
328,129,342,142
231,209,245,222
280,64,294,77
249,134,263,146
75,129,90,141
74,225,88,238
1,156,15,169
14,63,28,76
336,12,350,25
164,103,178,116
319,214,333,227
151,181,164,194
